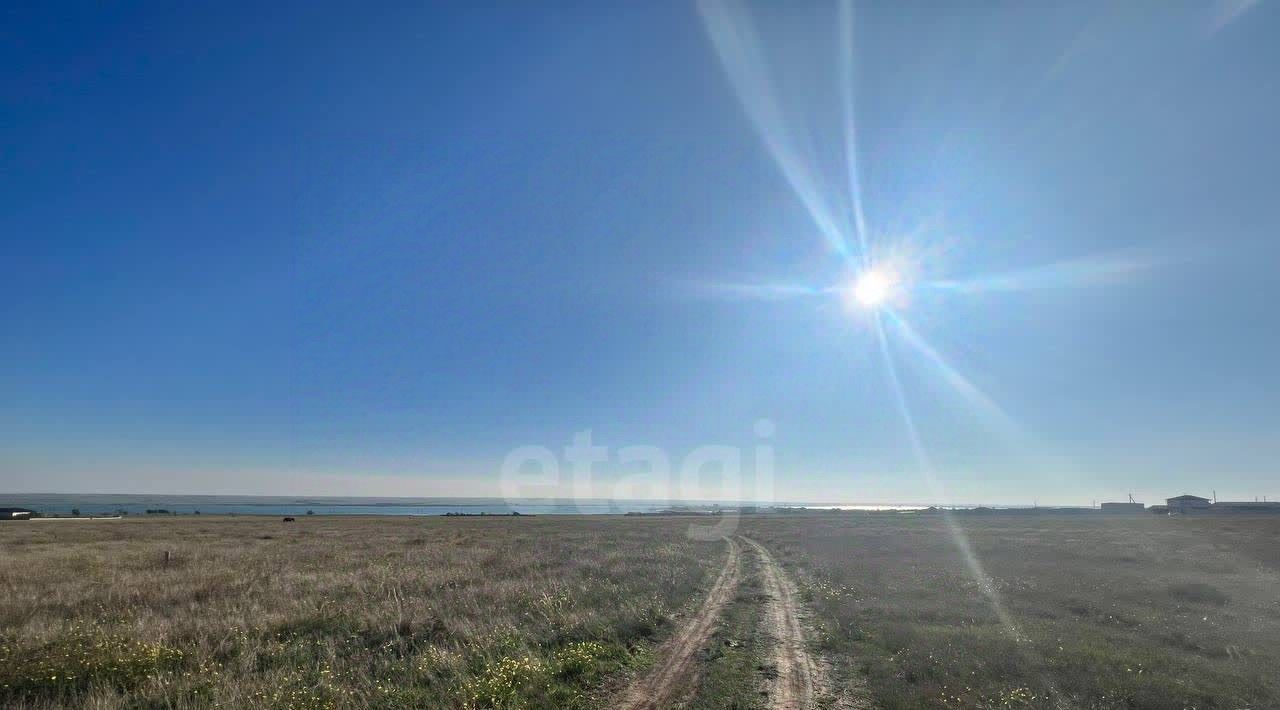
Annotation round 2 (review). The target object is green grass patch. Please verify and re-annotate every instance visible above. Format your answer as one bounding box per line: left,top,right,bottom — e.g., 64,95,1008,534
457,640,627,709
684,554,765,710
0,624,188,703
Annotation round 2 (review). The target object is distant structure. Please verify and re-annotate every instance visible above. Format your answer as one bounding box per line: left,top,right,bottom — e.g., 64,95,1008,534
1166,494,1212,513
1101,494,1144,513
0,507,34,521
1208,501,1280,513
1154,494,1280,514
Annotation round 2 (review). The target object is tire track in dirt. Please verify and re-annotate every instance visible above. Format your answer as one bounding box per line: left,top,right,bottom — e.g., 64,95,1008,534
739,536,820,709
617,537,741,710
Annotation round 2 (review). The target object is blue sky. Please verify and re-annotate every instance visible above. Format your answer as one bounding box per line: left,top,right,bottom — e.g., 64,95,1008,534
3,1,1278,504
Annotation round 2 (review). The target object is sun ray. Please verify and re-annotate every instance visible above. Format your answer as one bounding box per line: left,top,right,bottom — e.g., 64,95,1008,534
872,314,1025,638
922,250,1159,295
681,280,835,302
697,0,855,263
883,309,1022,441
884,309,1086,526
837,0,870,266
874,316,1077,709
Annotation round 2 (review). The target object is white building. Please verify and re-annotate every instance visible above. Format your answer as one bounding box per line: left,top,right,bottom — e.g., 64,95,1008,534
1166,494,1211,513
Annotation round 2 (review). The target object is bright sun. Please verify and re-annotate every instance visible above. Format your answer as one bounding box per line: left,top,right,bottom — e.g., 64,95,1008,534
852,269,894,308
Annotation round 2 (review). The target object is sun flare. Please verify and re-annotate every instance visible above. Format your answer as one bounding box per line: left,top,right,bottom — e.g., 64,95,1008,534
851,269,895,308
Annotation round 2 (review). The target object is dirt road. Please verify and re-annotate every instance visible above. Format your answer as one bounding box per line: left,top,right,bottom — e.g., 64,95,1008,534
739,536,821,709
617,536,742,710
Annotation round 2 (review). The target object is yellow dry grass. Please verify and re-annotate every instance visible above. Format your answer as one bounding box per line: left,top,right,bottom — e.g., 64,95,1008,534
0,515,723,709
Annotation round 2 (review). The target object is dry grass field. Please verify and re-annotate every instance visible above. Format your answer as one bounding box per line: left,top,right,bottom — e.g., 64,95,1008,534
3,513,1280,709
0,516,724,709
740,513,1280,709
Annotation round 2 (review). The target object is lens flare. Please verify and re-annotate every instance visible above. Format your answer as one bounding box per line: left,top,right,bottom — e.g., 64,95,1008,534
847,268,898,310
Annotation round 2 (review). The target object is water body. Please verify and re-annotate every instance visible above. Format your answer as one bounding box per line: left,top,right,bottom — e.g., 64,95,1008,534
0,494,951,517
3,494,672,516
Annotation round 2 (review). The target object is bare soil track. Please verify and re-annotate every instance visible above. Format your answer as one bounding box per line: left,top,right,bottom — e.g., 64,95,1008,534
617,536,742,710
739,535,821,709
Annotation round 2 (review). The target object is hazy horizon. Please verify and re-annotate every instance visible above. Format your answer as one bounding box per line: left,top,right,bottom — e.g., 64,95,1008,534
0,486,1250,510
1,491,1116,511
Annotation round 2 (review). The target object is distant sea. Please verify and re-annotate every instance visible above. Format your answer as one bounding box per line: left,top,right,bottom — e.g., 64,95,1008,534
0,494,941,517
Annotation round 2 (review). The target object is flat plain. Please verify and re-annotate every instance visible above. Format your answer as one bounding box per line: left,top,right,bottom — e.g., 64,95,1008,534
2,513,1278,709
738,513,1280,709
